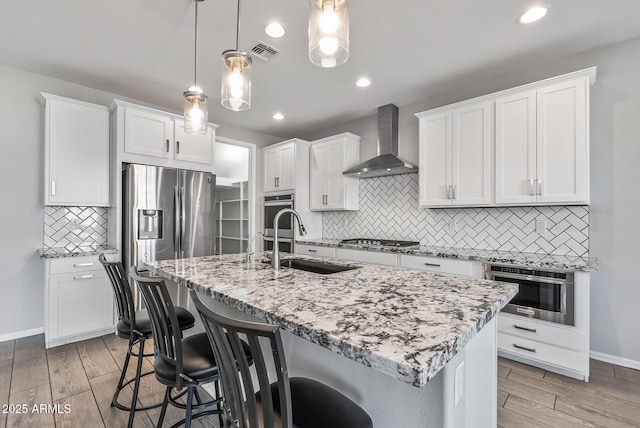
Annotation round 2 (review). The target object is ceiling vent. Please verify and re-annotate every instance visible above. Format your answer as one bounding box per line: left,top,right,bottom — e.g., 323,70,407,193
249,41,280,62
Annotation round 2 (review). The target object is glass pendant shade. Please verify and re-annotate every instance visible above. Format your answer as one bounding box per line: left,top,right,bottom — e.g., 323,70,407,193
221,50,252,111
183,87,208,135
309,0,349,68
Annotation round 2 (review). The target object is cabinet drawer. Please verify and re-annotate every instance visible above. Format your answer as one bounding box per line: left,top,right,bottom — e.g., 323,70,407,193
498,331,586,373
498,314,587,352
49,255,103,275
295,244,335,258
335,248,398,266
400,254,473,276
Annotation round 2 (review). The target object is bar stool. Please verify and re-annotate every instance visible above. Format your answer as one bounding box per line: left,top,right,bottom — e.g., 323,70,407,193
99,254,196,428
190,290,373,428
130,267,252,428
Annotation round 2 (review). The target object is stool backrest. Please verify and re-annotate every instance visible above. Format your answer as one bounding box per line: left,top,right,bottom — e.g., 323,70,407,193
99,254,137,337
190,290,292,428
129,267,185,388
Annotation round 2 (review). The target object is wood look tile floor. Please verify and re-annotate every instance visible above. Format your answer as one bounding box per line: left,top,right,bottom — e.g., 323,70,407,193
0,334,218,428
1,334,639,427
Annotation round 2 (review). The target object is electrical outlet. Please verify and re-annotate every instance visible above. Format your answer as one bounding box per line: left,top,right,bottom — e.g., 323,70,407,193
69,218,80,230
535,220,547,235
448,218,457,232
454,361,464,407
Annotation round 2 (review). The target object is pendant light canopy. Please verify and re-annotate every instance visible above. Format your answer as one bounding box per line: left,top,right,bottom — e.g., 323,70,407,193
308,0,349,68
183,0,208,134
221,0,252,111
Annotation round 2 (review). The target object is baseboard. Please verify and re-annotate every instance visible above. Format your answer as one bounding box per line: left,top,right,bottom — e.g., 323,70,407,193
0,327,44,343
590,351,640,370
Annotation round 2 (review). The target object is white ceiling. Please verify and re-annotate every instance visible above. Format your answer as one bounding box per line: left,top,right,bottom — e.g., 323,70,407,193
2,1,640,138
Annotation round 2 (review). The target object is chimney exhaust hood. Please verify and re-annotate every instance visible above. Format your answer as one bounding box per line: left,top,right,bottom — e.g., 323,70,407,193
343,104,417,178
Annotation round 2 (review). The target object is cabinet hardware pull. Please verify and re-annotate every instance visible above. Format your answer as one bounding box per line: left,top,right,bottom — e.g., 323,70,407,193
74,274,95,280
307,249,318,253
166,139,170,152
176,140,180,154
537,178,543,196
51,181,56,196
452,185,457,199
323,194,328,205
73,262,95,267
424,262,441,267
529,179,536,196
513,343,536,353
275,177,279,187
447,185,452,199
514,324,537,333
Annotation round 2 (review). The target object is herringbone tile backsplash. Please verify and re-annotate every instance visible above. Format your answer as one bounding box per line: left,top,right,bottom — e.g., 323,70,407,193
44,206,108,250
323,174,589,256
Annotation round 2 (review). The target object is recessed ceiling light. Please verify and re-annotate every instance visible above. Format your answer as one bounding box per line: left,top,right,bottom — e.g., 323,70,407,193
273,113,284,120
356,77,371,88
265,22,286,38
518,6,548,24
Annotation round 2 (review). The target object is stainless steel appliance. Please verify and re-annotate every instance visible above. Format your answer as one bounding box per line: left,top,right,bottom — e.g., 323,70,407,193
123,164,216,303
340,238,420,248
264,194,295,253
484,264,575,326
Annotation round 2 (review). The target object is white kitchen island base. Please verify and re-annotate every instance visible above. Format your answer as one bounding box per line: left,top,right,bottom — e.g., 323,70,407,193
186,292,498,428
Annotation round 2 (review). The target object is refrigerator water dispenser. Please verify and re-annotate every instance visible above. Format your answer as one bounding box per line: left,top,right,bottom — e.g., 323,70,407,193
138,209,163,239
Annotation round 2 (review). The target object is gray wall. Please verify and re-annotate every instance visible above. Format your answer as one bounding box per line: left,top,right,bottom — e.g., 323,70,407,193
0,63,282,338
302,37,640,365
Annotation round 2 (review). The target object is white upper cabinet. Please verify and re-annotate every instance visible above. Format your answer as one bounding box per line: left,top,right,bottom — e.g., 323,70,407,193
263,141,296,192
124,107,173,159
417,67,594,208
42,93,110,206
112,100,218,173
309,133,360,211
174,118,214,165
417,100,492,207
496,77,589,205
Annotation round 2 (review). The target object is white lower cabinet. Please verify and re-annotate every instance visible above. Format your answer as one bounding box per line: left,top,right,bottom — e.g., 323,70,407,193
335,248,398,266
45,255,115,348
295,244,336,258
399,254,475,276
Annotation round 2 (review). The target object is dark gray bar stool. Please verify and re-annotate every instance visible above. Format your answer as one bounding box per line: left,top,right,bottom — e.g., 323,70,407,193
190,290,373,428
99,255,195,428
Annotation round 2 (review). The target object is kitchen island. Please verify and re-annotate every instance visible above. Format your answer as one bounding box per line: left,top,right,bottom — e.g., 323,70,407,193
145,253,518,427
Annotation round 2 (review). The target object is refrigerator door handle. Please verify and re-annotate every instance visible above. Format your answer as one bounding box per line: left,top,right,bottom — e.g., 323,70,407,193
180,186,186,255
174,186,181,253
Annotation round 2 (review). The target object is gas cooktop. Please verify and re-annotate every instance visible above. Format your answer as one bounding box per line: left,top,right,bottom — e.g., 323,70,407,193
340,239,420,248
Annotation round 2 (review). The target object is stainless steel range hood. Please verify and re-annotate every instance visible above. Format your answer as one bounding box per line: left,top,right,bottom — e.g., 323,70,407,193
343,104,417,178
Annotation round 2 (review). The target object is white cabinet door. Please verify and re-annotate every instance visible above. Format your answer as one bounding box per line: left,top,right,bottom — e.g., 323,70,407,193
263,142,295,192
174,119,214,165
278,143,296,191
495,90,538,204
452,101,492,205
309,143,326,209
44,95,110,206
124,107,173,158
418,111,452,206
325,139,346,209
536,78,588,204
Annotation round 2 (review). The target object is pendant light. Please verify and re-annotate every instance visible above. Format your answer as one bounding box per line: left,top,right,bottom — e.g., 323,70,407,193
308,0,349,68
221,0,252,111
183,0,208,134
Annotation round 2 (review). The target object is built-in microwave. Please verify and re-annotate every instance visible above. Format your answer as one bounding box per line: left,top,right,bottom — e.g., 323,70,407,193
264,194,294,238
484,264,575,326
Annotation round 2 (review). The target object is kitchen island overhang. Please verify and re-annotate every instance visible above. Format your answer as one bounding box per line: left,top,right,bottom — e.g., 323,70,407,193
145,253,518,427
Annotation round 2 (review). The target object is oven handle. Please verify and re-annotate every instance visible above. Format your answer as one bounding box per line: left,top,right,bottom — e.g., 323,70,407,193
264,201,294,207
486,271,572,286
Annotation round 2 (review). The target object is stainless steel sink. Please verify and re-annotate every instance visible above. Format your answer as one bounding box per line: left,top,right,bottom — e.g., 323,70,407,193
264,258,359,275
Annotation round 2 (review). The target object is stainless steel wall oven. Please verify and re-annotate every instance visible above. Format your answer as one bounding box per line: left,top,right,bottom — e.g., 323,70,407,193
484,264,575,326
264,194,295,253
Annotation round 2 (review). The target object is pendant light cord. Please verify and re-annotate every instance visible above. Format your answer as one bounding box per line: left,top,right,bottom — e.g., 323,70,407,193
194,0,199,87
235,0,241,51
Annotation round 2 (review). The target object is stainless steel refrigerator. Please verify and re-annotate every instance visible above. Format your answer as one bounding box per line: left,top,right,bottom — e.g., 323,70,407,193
123,164,216,304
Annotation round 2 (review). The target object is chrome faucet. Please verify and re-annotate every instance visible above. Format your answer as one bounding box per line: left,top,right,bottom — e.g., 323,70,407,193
272,208,307,269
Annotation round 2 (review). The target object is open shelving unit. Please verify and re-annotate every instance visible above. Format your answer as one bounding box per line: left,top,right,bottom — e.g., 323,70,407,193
216,181,248,254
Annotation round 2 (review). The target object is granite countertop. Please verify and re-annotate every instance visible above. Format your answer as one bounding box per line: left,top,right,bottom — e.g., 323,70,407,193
145,252,518,387
39,245,118,259
296,239,599,272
